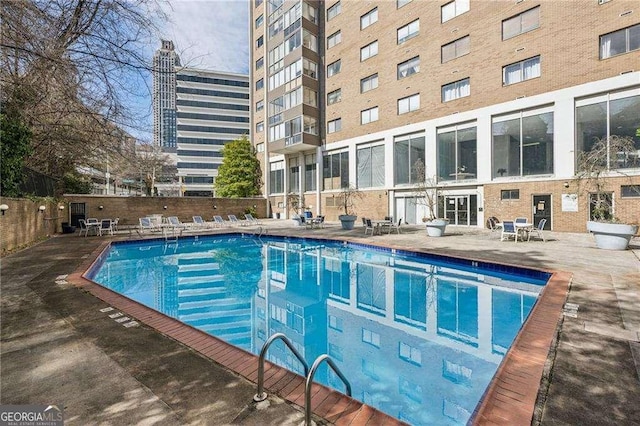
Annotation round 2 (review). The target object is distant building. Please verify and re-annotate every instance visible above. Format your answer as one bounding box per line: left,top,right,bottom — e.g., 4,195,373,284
152,40,250,196
153,40,180,152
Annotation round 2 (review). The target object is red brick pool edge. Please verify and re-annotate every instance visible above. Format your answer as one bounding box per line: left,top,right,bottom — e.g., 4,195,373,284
69,239,571,425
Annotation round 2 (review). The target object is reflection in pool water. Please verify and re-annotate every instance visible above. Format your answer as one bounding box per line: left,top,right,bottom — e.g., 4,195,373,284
90,235,546,425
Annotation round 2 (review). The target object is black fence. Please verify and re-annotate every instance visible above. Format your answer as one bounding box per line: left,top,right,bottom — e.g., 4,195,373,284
19,167,58,197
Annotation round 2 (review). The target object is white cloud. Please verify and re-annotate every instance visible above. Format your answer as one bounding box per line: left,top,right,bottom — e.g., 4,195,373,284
159,0,249,74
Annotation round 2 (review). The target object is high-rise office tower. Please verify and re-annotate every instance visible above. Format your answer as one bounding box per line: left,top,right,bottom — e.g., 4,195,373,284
250,0,639,232
152,40,181,152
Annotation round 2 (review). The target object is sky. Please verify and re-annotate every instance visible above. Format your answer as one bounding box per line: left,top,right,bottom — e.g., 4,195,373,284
157,0,250,74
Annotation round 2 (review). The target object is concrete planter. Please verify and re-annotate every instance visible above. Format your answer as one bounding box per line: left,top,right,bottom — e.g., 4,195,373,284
587,221,638,250
425,219,448,237
338,215,357,230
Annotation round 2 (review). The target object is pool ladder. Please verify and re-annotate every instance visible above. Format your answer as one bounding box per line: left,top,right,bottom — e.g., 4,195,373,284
254,333,352,426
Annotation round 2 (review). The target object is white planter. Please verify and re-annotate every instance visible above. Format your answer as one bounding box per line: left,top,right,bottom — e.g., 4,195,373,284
587,221,638,250
425,219,448,237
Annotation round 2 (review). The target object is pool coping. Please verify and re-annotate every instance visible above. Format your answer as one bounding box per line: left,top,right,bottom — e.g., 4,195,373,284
68,232,571,425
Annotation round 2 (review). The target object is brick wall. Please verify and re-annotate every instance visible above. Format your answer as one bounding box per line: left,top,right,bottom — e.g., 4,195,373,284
0,198,64,255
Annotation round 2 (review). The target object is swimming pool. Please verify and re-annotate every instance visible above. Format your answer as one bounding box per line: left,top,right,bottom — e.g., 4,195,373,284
88,234,548,425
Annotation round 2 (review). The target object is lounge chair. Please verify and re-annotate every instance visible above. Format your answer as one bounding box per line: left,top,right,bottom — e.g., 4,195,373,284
98,219,114,236
500,221,519,242
244,213,262,225
166,216,188,229
228,214,248,226
213,215,229,227
139,217,158,233
193,215,214,228
531,218,547,242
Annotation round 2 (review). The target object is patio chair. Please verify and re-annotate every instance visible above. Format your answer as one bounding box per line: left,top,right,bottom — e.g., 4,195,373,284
531,218,547,242
98,219,114,236
78,219,89,237
364,218,376,236
112,218,119,232
228,214,248,226
139,217,157,233
515,217,528,224
500,221,519,242
388,217,402,234
193,215,213,228
486,216,501,231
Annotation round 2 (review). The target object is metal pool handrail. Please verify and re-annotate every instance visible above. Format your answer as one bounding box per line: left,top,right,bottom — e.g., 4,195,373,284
305,354,351,426
253,332,309,402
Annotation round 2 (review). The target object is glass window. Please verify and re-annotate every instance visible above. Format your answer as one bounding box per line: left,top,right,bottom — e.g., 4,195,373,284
437,124,477,182
576,91,640,168
441,36,470,63
303,58,318,79
256,100,264,111
255,14,264,28
256,57,264,69
442,78,470,102
327,1,341,20
441,0,470,23
398,19,420,44
302,29,317,52
256,143,264,153
361,73,379,93
327,30,341,49
362,328,380,347
323,150,349,190
256,78,264,90
621,185,640,197
502,7,540,40
302,2,317,24
305,153,317,191
492,109,554,178
399,342,422,365
503,56,541,85
397,56,420,79
361,107,379,124
394,133,425,185
289,157,299,192
256,35,264,48
256,121,264,133
600,23,640,59
327,118,342,134
269,161,284,194
501,189,519,200
360,41,378,61
303,116,317,135
397,0,412,8
327,59,341,77
357,144,385,188
361,8,378,29
327,89,342,105
398,93,420,114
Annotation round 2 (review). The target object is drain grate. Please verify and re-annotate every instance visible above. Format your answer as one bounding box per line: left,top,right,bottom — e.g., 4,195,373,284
563,303,579,318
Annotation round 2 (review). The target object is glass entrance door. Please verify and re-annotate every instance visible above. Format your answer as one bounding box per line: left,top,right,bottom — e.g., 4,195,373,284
442,195,477,226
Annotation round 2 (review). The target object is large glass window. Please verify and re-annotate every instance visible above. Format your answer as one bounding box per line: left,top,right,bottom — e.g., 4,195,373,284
360,41,378,61
502,7,540,40
397,56,420,79
305,154,317,191
600,23,640,59
357,144,385,188
361,73,378,93
492,108,554,178
394,133,425,185
323,151,349,190
269,161,284,194
398,93,420,114
361,8,378,29
441,36,470,63
397,19,419,44
289,157,299,192
576,90,640,169
327,118,342,133
327,89,342,105
327,60,341,77
503,56,540,85
442,78,470,102
437,124,477,182
441,0,469,23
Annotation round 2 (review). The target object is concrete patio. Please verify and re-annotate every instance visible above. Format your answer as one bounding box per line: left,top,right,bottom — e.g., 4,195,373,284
1,220,639,425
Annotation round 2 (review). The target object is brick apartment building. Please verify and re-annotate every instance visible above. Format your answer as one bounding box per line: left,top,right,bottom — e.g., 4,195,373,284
250,0,640,232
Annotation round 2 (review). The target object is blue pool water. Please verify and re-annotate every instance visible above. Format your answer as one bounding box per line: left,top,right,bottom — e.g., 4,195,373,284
88,235,548,425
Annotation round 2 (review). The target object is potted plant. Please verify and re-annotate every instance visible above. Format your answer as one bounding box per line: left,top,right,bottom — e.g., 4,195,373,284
337,184,363,230
575,135,639,250
414,159,448,237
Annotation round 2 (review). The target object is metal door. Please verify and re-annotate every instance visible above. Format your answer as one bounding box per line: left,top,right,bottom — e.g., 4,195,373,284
532,195,551,229
70,203,86,227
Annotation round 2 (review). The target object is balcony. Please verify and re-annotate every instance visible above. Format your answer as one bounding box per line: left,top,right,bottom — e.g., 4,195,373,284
269,132,320,154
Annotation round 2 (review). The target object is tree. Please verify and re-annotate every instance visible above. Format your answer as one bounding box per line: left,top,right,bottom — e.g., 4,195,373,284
0,113,32,197
413,158,440,220
1,0,165,183
215,136,262,198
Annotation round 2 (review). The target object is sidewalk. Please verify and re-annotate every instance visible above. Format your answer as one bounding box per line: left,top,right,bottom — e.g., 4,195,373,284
1,221,639,424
